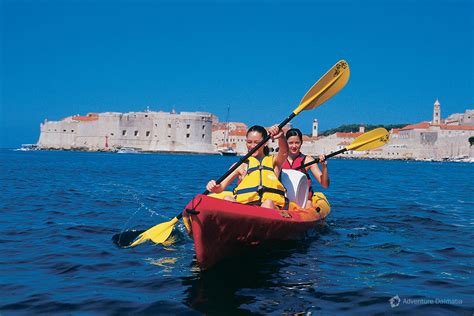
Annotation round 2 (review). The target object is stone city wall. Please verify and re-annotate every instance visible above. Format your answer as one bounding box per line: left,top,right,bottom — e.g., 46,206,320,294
38,111,216,154
299,129,474,161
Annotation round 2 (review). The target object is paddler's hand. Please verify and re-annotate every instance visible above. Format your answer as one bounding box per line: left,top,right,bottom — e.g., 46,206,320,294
268,125,283,140
206,180,222,193
319,154,327,168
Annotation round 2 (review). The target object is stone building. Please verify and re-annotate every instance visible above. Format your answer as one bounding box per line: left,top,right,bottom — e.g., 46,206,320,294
212,122,248,153
212,122,294,155
301,100,474,161
38,110,216,154
392,100,474,160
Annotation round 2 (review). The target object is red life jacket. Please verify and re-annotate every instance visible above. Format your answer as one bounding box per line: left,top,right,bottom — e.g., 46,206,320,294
282,153,314,199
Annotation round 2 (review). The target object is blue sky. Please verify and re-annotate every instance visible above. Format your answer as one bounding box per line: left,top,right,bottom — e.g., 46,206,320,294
1,0,473,147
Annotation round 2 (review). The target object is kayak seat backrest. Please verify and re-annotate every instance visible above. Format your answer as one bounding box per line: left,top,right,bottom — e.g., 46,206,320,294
280,169,309,208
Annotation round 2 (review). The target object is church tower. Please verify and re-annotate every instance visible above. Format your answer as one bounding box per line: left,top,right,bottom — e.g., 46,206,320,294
312,119,318,137
432,98,441,125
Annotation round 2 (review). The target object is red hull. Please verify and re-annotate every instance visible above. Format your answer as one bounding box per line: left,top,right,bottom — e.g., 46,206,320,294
182,195,329,270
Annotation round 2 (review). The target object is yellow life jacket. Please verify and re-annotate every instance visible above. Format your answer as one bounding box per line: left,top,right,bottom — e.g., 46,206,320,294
234,156,287,208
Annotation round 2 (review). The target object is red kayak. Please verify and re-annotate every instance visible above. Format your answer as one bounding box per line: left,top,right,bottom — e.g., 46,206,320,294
182,193,330,270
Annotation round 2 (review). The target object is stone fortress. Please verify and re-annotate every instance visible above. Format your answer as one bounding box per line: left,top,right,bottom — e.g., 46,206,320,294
36,100,474,161
37,109,216,154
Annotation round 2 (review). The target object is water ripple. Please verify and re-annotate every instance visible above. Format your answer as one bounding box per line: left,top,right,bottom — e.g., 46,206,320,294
1,151,473,314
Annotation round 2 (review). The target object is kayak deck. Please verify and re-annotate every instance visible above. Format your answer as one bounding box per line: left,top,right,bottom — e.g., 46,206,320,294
182,194,330,270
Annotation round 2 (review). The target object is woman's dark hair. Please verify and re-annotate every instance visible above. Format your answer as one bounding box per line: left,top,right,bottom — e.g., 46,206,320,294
285,128,303,141
247,125,270,155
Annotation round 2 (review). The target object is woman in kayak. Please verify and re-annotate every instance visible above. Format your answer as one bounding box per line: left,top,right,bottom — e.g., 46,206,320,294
283,128,329,207
206,124,289,210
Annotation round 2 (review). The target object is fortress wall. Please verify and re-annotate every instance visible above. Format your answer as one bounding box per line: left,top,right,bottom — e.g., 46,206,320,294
39,119,80,149
157,112,214,153
299,131,474,161
74,117,118,150
110,112,155,150
461,110,474,125
37,111,215,153
302,137,346,156
434,132,474,158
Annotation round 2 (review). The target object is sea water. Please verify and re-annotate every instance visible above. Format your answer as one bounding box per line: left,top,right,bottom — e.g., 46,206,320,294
1,150,473,314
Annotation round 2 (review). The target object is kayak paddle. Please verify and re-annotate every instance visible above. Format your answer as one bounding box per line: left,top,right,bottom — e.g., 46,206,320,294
299,127,390,169
113,60,350,248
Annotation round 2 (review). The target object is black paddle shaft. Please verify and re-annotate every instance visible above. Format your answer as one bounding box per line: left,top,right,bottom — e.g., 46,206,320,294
113,113,296,244
298,147,347,170
204,112,296,195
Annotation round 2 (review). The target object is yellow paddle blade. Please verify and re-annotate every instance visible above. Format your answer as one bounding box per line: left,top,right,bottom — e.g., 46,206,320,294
294,60,350,115
347,128,389,151
128,217,179,247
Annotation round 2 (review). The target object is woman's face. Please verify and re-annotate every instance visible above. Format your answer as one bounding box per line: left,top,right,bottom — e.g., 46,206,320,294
287,135,302,155
246,131,264,157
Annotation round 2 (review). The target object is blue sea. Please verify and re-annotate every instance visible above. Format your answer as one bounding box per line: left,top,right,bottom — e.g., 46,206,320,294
1,149,473,315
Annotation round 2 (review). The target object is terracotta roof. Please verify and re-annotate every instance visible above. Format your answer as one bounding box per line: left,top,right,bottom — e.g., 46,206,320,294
218,143,237,149
230,122,248,128
391,128,400,134
213,122,248,131
229,129,247,136
212,123,227,130
336,132,363,138
72,113,99,122
337,141,351,146
400,121,431,130
400,121,474,131
440,125,474,131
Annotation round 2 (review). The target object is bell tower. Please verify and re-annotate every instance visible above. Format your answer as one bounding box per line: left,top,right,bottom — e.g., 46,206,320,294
312,119,318,137
432,98,441,125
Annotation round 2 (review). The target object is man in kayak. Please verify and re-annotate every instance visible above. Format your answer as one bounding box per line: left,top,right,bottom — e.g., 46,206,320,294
206,125,289,210
282,128,329,208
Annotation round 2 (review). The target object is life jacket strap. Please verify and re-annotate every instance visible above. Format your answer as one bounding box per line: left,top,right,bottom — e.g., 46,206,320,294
246,165,274,174
261,187,286,196
234,186,286,197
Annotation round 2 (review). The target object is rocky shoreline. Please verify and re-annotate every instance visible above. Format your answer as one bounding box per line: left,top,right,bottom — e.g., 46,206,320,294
14,146,473,162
